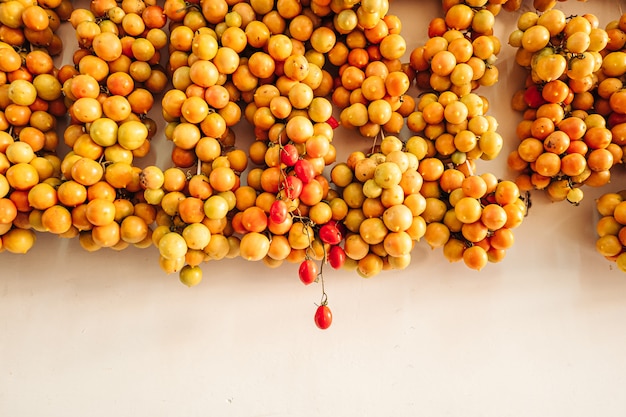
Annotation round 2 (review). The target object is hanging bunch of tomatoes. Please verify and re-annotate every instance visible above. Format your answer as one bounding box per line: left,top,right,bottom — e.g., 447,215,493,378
0,0,73,252
0,0,620,330
506,8,620,203
588,14,626,273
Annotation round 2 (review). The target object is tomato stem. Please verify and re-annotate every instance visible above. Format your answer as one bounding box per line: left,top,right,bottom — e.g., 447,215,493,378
319,241,328,306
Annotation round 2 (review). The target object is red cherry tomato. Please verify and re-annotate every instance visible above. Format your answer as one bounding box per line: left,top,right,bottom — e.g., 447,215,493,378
269,199,288,224
481,193,497,206
280,144,299,167
327,245,346,270
314,304,332,330
294,159,315,184
523,84,546,109
298,259,318,285
326,116,339,129
318,223,342,245
608,112,626,128
282,175,303,199
329,219,347,239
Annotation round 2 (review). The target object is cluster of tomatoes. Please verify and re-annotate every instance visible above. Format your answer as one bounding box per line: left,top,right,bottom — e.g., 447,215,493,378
0,0,612,330
502,7,626,273
495,0,589,13
0,0,74,252
590,14,626,272
0,0,72,56
439,0,589,15
156,0,421,330
372,1,530,273
506,9,626,205
595,190,626,273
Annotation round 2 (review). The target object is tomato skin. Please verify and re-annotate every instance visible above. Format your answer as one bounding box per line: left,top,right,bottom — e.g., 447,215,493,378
269,199,288,224
608,112,626,128
314,304,332,330
523,85,546,109
298,259,318,285
281,175,303,199
294,159,315,184
318,223,342,245
280,144,299,167
331,219,348,239
327,245,346,269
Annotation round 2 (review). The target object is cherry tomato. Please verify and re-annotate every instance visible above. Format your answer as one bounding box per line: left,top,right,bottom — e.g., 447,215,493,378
298,259,318,285
314,304,332,330
327,245,346,270
280,143,299,167
294,159,315,183
318,223,342,245
281,175,303,199
523,84,547,109
269,199,288,224
609,113,626,128
331,219,348,239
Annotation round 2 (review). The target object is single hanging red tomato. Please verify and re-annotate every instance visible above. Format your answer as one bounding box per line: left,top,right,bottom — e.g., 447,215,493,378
327,245,346,270
298,259,318,285
314,304,332,330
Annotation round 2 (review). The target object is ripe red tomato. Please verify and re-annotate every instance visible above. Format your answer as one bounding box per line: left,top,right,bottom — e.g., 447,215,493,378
314,304,332,330
280,143,299,167
294,159,315,184
269,199,288,224
327,245,346,270
330,219,347,238
318,223,342,245
523,84,546,109
608,112,626,128
281,175,303,199
298,259,318,285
